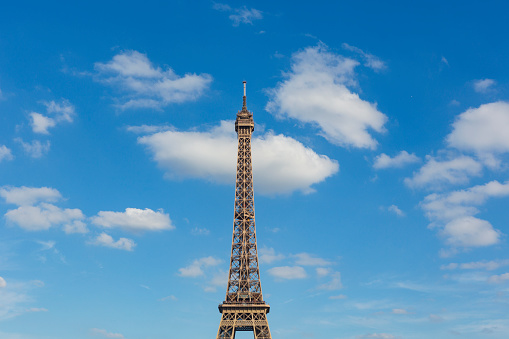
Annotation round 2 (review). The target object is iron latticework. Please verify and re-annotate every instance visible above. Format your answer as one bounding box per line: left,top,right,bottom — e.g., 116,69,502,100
216,82,272,339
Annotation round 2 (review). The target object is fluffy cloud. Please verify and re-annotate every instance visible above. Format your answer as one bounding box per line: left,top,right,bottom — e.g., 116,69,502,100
0,145,13,162
91,208,173,231
90,328,125,338
422,180,509,249
446,101,509,167
213,4,263,26
267,266,307,280
405,155,482,189
392,309,409,315
0,277,6,288
1,186,86,232
473,79,496,93
137,121,338,195
0,186,61,206
373,151,420,169
5,203,84,231
15,139,50,158
89,233,136,251
258,247,285,264
266,44,387,149
29,99,75,134
342,43,386,71
178,256,221,277
94,50,212,110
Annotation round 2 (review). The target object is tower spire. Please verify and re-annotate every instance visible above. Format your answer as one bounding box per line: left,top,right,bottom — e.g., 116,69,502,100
243,81,247,110
215,82,272,339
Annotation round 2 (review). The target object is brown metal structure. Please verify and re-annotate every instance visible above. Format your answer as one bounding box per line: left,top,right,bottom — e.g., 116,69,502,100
216,82,272,339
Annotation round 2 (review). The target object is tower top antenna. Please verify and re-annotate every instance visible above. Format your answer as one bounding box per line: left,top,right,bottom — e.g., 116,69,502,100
243,81,246,97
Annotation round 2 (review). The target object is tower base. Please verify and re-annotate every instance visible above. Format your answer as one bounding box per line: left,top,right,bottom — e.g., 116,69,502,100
216,304,272,339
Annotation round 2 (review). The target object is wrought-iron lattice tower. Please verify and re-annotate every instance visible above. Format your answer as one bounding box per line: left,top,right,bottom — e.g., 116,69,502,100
216,82,272,339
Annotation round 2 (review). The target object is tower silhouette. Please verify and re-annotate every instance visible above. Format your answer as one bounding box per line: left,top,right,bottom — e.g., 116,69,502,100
216,82,272,339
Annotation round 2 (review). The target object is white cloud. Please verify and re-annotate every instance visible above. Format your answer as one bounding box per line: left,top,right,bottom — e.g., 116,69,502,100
405,155,482,189
316,267,330,277
318,271,342,290
63,220,89,234
29,99,75,134
90,328,125,339
293,253,332,266
178,256,221,277
213,4,263,26
91,208,173,232
0,277,6,288
0,145,13,162
159,295,177,301
89,233,136,251
421,180,509,249
15,139,50,158
342,43,387,71
137,121,338,195
388,205,405,217
5,203,84,231
392,308,409,314
446,101,509,167
205,270,229,293
258,247,285,264
26,307,48,313
428,314,445,323
441,259,509,271
373,151,420,169
267,266,307,280
487,273,509,284
473,79,496,93
94,50,212,110
30,113,55,134
266,44,387,149
0,186,62,206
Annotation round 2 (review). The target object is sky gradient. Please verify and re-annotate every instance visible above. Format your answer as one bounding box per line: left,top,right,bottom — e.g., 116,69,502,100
1,1,509,339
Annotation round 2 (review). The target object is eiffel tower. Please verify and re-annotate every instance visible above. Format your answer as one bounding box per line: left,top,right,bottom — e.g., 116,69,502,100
216,82,272,339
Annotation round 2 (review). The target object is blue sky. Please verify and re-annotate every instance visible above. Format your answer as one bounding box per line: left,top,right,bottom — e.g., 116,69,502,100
1,1,509,338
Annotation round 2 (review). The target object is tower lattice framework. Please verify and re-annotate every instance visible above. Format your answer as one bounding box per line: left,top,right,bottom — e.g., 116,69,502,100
216,82,272,339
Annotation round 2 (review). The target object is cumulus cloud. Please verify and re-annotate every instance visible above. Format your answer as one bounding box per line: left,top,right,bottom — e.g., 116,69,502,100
473,79,496,93
405,155,482,189
213,3,263,26
0,277,6,288
5,203,85,231
178,256,221,278
422,180,509,249
0,145,13,162
29,99,75,134
1,186,86,232
136,121,338,195
267,266,307,280
15,139,50,158
392,308,409,315
266,44,387,149
0,186,61,206
373,151,420,169
258,247,285,264
89,233,136,251
342,43,387,71
90,328,125,338
94,50,212,110
91,208,173,231
446,101,509,167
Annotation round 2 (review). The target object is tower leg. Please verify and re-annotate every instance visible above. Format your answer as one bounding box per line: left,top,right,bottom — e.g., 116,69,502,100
216,310,272,339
